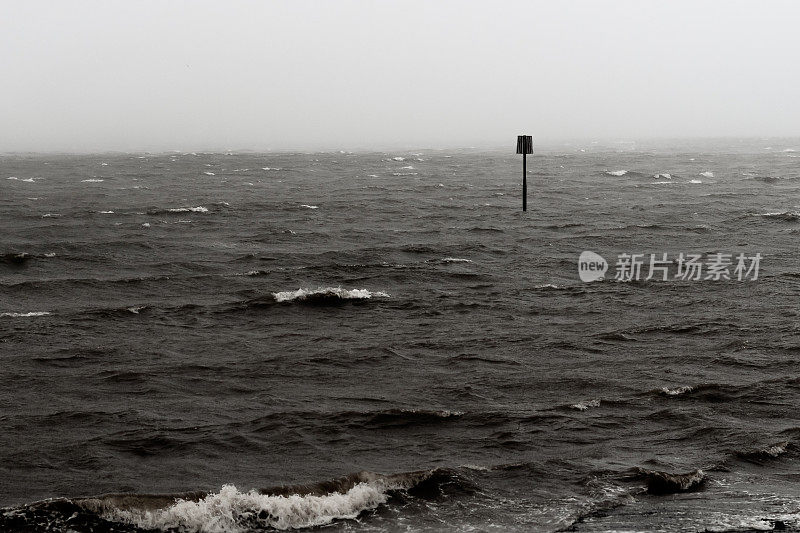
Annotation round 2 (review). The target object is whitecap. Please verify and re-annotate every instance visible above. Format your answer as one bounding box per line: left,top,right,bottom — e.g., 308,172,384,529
700,171,714,178
653,173,672,179
300,204,318,209
103,482,392,532
99,211,115,214
167,206,208,213
82,179,104,182
392,156,405,161
1,311,50,318
204,171,215,176
571,399,600,411
273,287,388,303
142,223,151,228
661,385,693,396
606,170,627,176
43,253,56,258
401,165,415,169
689,179,703,184
42,213,60,218
441,257,473,263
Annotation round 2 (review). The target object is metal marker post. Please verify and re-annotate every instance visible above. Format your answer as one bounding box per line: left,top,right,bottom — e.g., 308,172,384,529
516,135,533,211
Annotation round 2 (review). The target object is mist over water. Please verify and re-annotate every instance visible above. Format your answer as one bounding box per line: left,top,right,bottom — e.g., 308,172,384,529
3,139,800,530
2,1,800,152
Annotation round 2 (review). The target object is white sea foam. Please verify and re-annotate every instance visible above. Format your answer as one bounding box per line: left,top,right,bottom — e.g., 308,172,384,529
606,170,627,176
0,312,51,318
82,179,104,182
401,165,414,169
42,213,60,218
105,482,391,532
273,287,388,303
43,253,56,258
204,171,216,176
689,179,703,184
7,177,36,182
783,148,796,152
300,204,318,209
700,171,714,178
142,223,151,228
392,156,405,161
653,173,672,179
441,257,473,263
571,399,600,411
167,206,209,213
661,385,693,396
461,464,492,472
99,211,115,214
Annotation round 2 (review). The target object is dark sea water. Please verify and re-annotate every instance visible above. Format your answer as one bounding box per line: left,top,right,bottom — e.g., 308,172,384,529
2,140,800,532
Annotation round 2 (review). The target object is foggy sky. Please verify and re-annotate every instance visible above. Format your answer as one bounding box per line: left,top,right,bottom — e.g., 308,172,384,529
2,0,798,152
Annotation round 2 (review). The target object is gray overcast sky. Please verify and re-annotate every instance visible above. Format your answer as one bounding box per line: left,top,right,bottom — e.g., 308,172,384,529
1,0,798,151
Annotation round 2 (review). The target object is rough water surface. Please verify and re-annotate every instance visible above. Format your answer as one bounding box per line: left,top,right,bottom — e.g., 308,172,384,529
2,140,800,531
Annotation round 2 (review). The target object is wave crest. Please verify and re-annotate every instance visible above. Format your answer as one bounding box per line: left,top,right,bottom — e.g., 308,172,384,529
2,469,471,532
632,468,706,494
272,287,389,304
101,481,389,531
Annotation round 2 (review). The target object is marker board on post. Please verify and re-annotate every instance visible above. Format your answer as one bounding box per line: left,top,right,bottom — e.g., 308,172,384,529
516,135,533,211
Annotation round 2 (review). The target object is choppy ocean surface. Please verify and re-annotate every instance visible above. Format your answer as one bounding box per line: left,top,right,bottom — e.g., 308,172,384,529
2,139,800,532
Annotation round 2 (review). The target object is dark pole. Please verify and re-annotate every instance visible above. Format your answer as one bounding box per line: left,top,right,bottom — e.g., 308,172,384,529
522,152,527,212
516,135,532,212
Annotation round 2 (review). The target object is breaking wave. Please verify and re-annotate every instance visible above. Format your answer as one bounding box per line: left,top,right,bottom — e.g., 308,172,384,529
660,385,694,396
272,287,389,304
0,469,472,532
735,441,790,463
570,399,600,411
104,482,388,531
167,206,209,213
759,211,800,222
439,257,473,264
629,468,706,494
